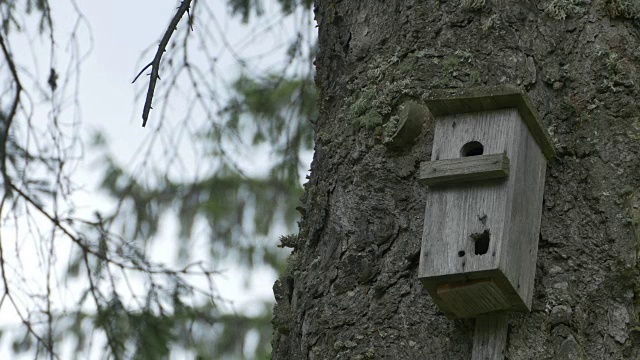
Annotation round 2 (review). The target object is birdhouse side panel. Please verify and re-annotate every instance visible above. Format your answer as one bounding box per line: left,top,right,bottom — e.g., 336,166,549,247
500,118,548,310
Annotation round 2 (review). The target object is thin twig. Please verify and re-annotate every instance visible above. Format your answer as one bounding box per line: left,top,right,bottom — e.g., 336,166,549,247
131,62,153,84
9,183,215,276
0,33,22,192
135,0,192,127
82,249,123,359
187,8,194,31
0,194,59,359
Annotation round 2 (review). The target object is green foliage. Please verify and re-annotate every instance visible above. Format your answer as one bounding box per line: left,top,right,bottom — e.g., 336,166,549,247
96,153,302,268
210,309,273,359
0,290,272,359
96,74,315,259
227,0,264,23
130,312,174,360
92,293,198,359
227,0,313,22
277,0,313,15
88,72,316,358
226,74,316,157
94,296,129,357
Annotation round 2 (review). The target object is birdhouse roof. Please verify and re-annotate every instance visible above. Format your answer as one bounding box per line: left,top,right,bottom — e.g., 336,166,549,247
423,85,556,159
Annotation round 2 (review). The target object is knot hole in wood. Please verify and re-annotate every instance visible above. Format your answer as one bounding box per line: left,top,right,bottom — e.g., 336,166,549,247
471,229,491,255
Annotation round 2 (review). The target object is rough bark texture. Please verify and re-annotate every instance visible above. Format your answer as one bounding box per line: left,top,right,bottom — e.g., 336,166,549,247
272,1,640,359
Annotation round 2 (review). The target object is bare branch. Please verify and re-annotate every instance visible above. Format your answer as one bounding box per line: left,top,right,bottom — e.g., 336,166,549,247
0,33,22,192
131,62,153,84
137,0,192,127
9,183,216,277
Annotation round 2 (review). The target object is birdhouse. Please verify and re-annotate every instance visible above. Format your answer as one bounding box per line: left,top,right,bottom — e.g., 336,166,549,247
418,86,556,319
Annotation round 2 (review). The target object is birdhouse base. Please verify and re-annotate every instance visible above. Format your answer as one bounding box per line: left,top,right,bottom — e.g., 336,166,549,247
420,268,528,319
436,278,510,318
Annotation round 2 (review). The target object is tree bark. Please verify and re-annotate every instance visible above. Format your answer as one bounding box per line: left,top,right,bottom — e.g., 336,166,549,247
272,1,640,359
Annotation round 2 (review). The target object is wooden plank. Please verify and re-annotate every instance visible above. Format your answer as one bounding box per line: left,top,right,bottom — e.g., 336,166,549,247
419,107,547,317
472,313,509,360
419,153,509,186
436,278,510,318
420,109,516,279
423,85,556,159
499,117,547,310
429,109,517,162
419,109,527,316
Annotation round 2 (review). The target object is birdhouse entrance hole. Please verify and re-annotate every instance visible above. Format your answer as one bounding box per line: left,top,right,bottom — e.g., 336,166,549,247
461,141,484,157
471,230,490,255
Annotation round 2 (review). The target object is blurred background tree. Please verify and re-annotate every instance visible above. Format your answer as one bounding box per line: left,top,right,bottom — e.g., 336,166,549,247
0,0,314,358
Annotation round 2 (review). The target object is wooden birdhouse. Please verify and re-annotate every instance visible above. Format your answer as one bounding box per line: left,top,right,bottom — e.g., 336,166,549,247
418,86,556,319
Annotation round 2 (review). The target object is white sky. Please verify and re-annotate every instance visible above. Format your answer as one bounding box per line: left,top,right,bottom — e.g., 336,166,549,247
2,0,314,357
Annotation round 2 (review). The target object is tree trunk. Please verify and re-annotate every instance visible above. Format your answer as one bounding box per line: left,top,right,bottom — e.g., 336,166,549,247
272,1,640,359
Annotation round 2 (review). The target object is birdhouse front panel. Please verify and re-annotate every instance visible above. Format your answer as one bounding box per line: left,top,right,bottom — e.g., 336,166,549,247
417,86,554,319
422,109,520,276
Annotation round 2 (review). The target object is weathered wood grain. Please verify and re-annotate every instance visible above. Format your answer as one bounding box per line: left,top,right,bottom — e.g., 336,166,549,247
419,107,547,318
419,153,509,186
472,313,509,360
500,117,547,309
436,278,510,318
423,85,556,159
